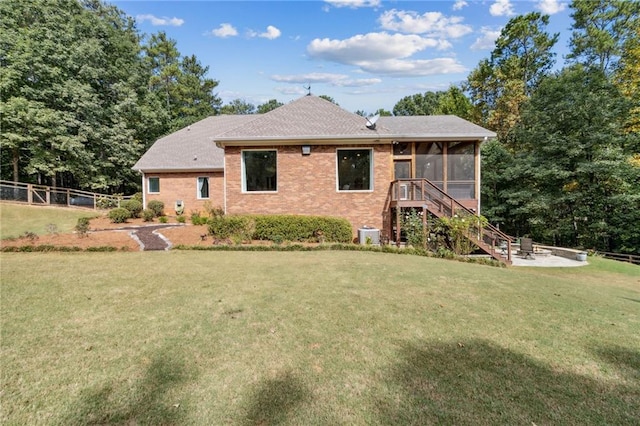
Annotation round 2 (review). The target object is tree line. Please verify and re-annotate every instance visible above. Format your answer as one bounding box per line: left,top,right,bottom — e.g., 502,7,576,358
1,0,638,253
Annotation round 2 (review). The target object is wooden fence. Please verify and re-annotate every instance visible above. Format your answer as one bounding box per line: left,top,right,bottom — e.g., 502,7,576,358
597,251,640,265
0,180,132,210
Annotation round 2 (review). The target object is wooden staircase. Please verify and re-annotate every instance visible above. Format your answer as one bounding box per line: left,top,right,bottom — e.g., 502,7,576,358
384,179,513,265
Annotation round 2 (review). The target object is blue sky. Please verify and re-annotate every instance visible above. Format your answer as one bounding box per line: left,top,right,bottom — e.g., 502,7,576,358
112,0,574,113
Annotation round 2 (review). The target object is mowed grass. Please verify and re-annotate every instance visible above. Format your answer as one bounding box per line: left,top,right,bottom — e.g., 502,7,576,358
1,250,638,425
0,203,96,239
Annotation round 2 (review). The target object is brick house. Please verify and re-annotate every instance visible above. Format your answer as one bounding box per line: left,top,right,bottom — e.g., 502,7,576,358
134,95,500,247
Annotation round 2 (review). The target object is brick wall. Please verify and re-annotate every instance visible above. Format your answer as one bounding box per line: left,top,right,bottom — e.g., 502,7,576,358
144,171,224,215
224,145,392,235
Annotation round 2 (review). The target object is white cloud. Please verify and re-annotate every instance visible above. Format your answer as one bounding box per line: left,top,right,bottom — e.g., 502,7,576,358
379,9,472,38
259,25,282,40
271,73,381,87
536,0,567,15
489,0,515,17
307,32,464,77
470,26,502,51
308,32,447,64
136,14,184,27
275,86,308,96
324,0,381,8
210,23,238,38
356,58,466,76
272,73,348,84
453,0,468,11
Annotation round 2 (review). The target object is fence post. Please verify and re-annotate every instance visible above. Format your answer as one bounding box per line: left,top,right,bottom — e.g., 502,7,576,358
27,184,33,204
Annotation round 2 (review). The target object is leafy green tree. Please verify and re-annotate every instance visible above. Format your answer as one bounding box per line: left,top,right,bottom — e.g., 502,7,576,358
434,86,473,120
0,0,151,192
466,12,558,141
510,65,639,252
220,99,256,115
615,26,640,133
393,91,443,116
568,0,640,74
174,54,221,128
257,99,283,114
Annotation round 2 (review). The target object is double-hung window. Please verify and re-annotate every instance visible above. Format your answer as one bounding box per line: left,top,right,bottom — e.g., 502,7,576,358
197,177,209,199
242,150,277,192
148,177,160,193
337,148,373,191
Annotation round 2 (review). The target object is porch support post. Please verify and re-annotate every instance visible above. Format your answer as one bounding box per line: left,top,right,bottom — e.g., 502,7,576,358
395,207,401,246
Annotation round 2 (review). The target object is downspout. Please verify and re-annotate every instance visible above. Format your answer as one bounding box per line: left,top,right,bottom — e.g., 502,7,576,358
139,171,146,208
222,149,227,215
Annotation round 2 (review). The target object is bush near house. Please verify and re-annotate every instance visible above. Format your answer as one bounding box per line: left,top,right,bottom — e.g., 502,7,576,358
141,209,154,222
207,214,353,244
108,207,131,224
252,215,353,243
146,200,164,217
121,199,143,218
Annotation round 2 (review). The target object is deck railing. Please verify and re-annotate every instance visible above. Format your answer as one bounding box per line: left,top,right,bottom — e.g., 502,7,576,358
389,179,513,264
0,180,132,209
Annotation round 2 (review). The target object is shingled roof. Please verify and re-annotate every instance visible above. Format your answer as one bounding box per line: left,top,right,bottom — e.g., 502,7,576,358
133,115,255,172
214,95,382,143
213,95,495,145
134,95,496,172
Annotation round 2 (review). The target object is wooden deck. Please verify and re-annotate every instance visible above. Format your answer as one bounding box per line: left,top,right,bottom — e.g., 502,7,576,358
384,179,513,265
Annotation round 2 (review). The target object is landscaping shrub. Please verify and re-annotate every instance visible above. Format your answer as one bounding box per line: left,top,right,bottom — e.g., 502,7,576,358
401,208,426,248
121,199,143,218
190,211,208,225
108,207,131,224
96,196,119,210
75,217,91,237
177,215,186,224
158,216,168,223
208,215,255,243
147,200,164,217
252,215,352,243
142,209,154,222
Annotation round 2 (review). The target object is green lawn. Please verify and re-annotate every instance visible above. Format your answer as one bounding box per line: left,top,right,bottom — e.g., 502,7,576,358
1,251,638,425
0,203,97,239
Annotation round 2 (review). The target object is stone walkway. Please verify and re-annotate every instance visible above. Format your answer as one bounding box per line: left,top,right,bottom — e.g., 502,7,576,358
128,224,181,251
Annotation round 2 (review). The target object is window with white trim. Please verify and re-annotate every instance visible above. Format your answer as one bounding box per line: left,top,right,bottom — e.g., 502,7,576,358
337,148,373,191
197,177,209,199
242,150,277,192
148,177,160,193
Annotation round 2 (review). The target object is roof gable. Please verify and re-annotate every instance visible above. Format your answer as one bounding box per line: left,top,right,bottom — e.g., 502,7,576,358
215,95,382,141
133,115,256,172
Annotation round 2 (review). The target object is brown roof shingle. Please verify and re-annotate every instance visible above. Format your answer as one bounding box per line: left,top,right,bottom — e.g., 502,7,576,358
134,95,496,171
133,115,255,172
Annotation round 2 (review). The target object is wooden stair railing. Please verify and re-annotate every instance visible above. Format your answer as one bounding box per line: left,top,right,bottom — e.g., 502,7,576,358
388,179,513,265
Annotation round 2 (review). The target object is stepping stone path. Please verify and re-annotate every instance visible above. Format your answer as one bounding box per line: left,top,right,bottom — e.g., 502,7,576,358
129,224,179,251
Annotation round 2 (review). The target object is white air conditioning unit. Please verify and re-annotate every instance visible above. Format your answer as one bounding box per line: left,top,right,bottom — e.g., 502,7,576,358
358,227,380,245
399,183,409,200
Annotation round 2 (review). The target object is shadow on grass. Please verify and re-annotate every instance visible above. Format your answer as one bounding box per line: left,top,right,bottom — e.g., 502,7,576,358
592,344,640,381
60,351,194,425
242,370,310,425
374,339,639,425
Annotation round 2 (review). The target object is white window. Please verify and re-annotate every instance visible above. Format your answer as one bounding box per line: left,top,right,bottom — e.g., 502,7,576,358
148,177,160,193
197,177,209,199
242,150,277,192
337,148,373,191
